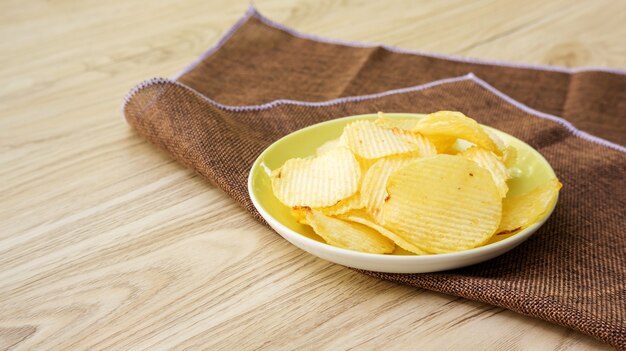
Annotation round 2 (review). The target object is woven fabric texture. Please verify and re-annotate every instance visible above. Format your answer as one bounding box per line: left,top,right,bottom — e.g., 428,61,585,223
123,9,626,349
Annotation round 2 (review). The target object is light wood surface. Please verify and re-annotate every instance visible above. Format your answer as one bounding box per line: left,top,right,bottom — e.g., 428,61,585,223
1,0,624,349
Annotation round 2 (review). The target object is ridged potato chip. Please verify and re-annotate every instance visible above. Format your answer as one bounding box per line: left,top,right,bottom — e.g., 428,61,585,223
305,209,395,254
373,113,456,154
460,147,510,198
382,155,502,253
374,113,420,131
498,179,562,233
395,129,438,157
341,120,434,159
413,111,501,155
340,210,430,255
271,147,360,207
275,112,554,256
374,112,454,153
318,193,363,216
316,138,343,156
360,155,419,222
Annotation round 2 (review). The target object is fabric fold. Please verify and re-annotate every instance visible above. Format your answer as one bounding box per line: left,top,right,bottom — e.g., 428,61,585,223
124,75,625,348
175,6,625,145
123,7,626,348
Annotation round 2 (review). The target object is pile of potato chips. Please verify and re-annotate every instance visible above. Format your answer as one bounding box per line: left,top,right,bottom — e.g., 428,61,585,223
270,111,561,255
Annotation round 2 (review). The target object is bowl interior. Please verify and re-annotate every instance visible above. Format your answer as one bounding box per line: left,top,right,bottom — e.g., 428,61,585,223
249,113,557,254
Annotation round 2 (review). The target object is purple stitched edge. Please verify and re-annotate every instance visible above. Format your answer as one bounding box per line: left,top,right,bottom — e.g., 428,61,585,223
122,74,626,153
172,6,257,79
122,5,626,153
468,74,626,152
125,74,472,110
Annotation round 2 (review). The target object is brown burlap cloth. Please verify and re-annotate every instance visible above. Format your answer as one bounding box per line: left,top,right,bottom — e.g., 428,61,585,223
123,7,626,349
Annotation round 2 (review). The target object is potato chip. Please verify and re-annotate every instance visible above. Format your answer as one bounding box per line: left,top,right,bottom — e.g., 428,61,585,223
373,112,455,153
360,155,419,222
272,113,557,256
318,193,363,216
341,120,434,159
460,147,510,198
374,113,420,131
382,155,502,253
271,147,361,207
395,129,438,157
413,111,501,155
291,207,310,225
356,156,378,176
498,179,562,233
427,135,457,154
502,145,517,168
486,231,517,245
305,209,395,254
316,138,343,156
339,210,430,255
392,247,415,255
484,127,506,153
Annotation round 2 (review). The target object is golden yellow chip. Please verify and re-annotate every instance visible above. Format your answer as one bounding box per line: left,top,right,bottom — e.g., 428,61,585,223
374,112,454,153
318,193,363,216
484,127,507,153
341,120,434,159
271,147,361,207
395,129,438,157
374,113,420,131
460,147,510,198
291,206,310,225
427,135,457,154
316,138,343,156
374,112,453,153
360,155,419,222
486,231,517,245
339,210,430,255
272,114,556,256
498,179,562,233
382,155,502,253
305,209,395,254
502,145,517,168
413,111,501,155
357,156,378,176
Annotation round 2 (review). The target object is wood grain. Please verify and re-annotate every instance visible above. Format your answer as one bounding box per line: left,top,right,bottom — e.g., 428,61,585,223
0,0,623,349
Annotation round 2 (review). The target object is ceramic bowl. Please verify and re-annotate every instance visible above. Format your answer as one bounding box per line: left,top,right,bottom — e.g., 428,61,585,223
248,113,558,273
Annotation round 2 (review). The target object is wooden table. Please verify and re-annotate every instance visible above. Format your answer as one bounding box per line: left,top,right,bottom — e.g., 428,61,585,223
2,1,623,349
